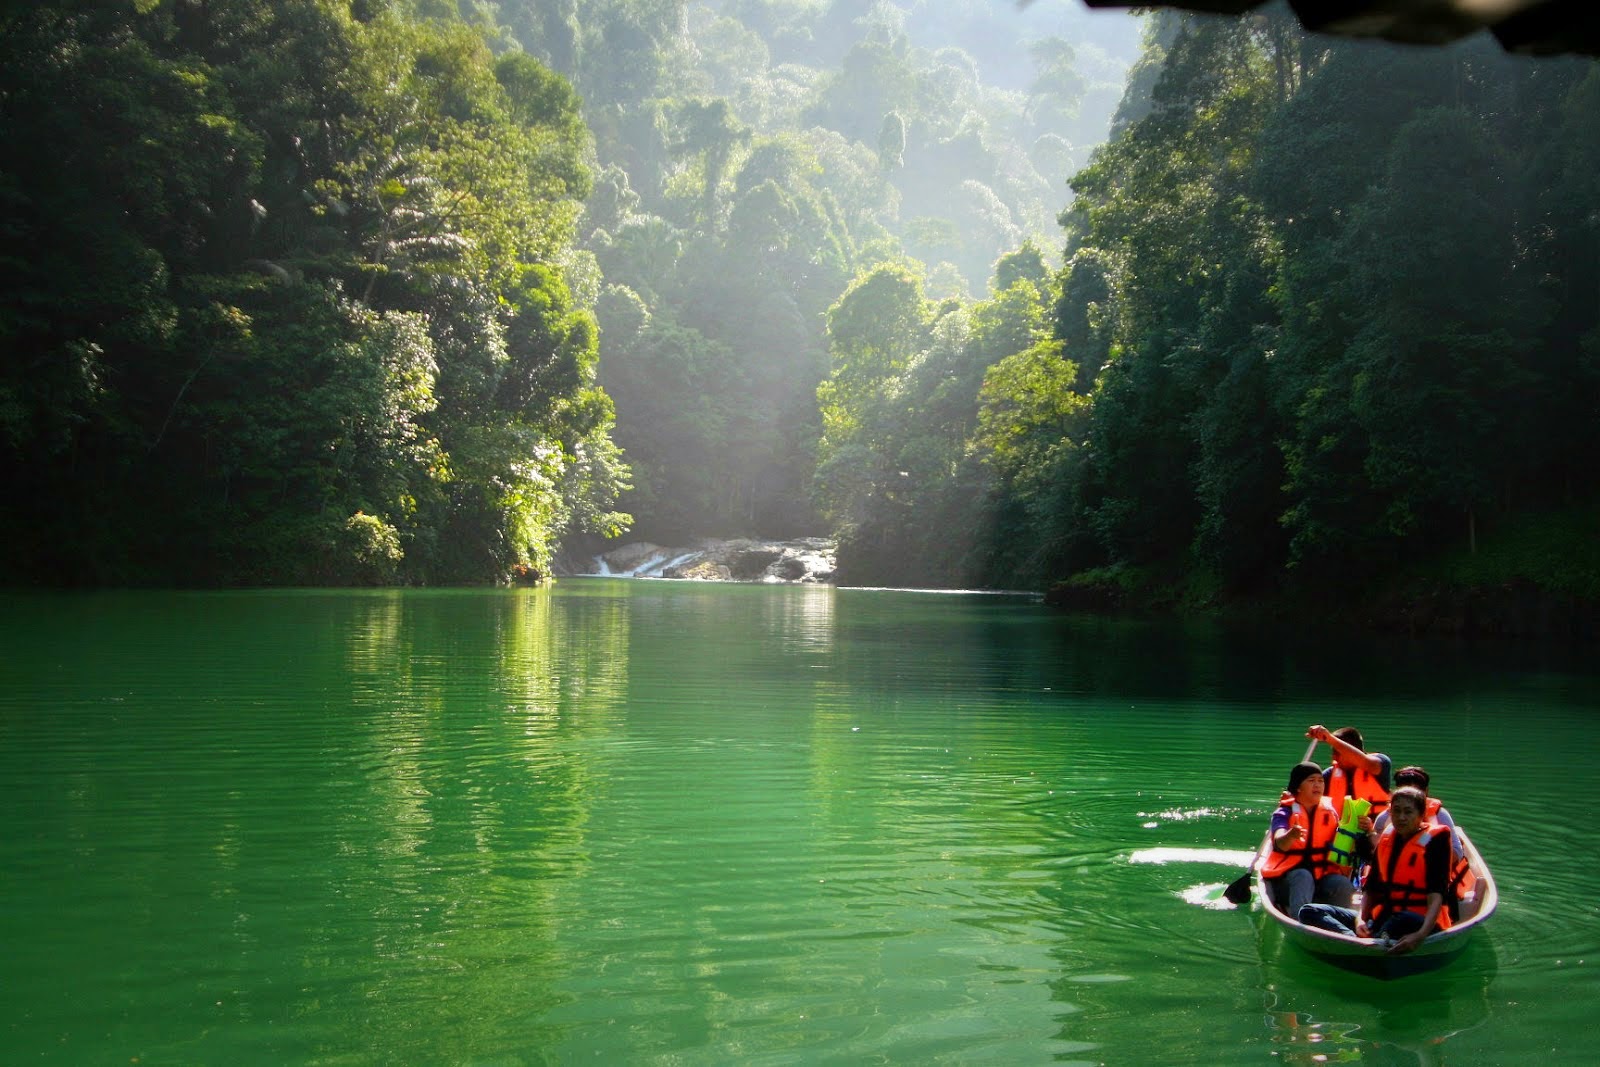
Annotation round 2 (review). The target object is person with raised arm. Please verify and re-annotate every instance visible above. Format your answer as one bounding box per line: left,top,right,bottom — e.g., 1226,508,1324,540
1307,724,1392,823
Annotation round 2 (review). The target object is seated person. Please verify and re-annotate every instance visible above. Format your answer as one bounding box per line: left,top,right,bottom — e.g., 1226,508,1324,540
1261,761,1355,919
1373,765,1473,914
1297,786,1453,955
1373,765,1459,849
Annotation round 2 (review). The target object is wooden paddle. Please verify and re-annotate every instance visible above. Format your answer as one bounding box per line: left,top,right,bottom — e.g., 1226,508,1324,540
1224,735,1319,905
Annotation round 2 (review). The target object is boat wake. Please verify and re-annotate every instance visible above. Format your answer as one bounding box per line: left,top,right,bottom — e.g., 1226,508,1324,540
1127,846,1257,867
1127,846,1259,911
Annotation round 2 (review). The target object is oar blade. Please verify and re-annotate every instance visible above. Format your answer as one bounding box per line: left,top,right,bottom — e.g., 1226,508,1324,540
1223,871,1253,905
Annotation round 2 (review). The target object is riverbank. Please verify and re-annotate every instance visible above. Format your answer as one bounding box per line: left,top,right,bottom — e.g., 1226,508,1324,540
1044,504,1600,642
1046,571,1600,642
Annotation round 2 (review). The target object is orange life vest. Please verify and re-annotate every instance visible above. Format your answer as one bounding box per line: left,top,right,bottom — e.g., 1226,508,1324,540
1426,808,1479,915
1326,762,1389,820
1366,824,1454,931
1260,799,1340,880
1417,799,1477,909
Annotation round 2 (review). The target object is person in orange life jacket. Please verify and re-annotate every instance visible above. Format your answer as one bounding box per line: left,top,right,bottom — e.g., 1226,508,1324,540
1307,724,1392,828
1374,765,1474,917
1263,761,1355,919
1297,786,1453,955
1372,766,1460,855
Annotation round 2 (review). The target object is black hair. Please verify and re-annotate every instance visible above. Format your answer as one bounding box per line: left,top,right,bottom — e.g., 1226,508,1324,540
1332,726,1365,751
1394,765,1430,792
1389,785,1427,815
1287,761,1322,794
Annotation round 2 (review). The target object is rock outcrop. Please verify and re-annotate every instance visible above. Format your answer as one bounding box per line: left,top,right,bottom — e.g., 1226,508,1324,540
563,537,836,584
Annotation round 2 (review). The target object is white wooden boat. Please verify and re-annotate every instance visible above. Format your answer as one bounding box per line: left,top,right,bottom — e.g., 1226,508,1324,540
1252,823,1497,977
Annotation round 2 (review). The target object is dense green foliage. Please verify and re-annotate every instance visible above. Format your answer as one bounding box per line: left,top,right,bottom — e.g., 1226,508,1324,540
828,11,1600,609
2,0,1139,584
12,0,1592,611
481,0,1137,543
1,0,627,584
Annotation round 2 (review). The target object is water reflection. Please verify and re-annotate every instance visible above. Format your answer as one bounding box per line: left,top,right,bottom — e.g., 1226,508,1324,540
1260,938,1498,1065
2,587,1594,1063
308,588,649,1057
764,582,836,655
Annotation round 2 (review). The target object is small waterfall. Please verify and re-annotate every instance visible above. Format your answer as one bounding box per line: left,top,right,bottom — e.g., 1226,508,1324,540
635,551,702,577
624,551,668,576
571,538,835,584
616,550,702,577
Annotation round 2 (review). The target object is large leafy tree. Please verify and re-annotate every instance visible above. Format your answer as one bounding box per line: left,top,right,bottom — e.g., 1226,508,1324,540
1062,16,1282,570
0,0,625,585
1339,108,1538,555
812,262,931,529
974,16,1600,606
596,315,747,540
972,338,1089,583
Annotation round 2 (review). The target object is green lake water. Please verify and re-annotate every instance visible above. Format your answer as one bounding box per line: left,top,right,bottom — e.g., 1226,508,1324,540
2,581,1596,1065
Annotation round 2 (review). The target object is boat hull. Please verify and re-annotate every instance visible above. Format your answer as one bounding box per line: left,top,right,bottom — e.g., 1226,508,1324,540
1252,824,1497,978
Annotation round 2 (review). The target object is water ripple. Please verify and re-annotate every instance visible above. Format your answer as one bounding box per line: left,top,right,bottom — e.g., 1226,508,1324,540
3,588,1596,1065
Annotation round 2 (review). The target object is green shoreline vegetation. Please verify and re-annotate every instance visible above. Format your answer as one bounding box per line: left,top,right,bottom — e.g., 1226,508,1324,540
1047,503,1600,641
3,3,1597,638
